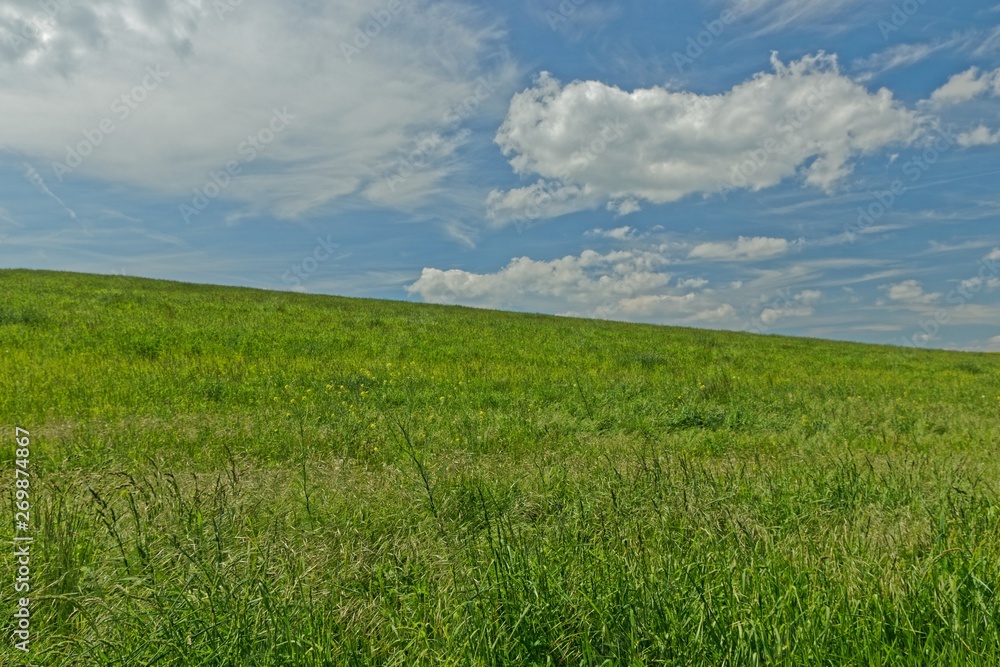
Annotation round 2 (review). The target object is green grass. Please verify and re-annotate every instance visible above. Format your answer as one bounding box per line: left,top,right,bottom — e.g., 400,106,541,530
2,268,1000,665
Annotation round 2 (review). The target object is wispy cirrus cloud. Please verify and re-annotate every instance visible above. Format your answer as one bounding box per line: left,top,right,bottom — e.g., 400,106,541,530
688,236,793,261
973,25,1000,56
22,162,76,220
0,0,515,221
853,35,972,77
722,0,884,35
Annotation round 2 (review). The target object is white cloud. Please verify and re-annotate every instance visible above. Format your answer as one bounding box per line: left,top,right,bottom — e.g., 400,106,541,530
989,335,1000,350
883,279,940,305
987,248,1000,261
591,295,735,323
929,67,1000,106
406,249,670,307
609,198,641,217
405,243,843,328
961,277,984,292
677,277,709,289
688,236,791,261
487,53,922,224
754,289,823,329
406,247,741,325
958,125,1000,147
0,0,513,220
586,225,635,240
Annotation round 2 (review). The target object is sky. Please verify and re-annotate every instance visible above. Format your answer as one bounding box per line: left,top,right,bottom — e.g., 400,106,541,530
1,0,999,351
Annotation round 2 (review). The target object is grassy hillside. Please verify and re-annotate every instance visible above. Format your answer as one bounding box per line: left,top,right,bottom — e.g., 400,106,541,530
2,268,1000,665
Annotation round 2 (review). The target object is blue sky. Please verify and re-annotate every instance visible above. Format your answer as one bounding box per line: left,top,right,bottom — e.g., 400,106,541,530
1,0,999,350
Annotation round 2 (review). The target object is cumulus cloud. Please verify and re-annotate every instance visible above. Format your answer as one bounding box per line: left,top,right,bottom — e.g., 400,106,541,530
610,198,641,216
585,225,635,240
987,248,1000,261
406,249,669,307
677,277,710,289
957,125,1000,147
487,53,922,224
596,296,739,323
755,289,822,329
929,67,1000,106
405,246,742,324
405,241,860,331
960,277,984,292
688,236,791,261
883,279,940,305
0,0,513,220
405,240,840,328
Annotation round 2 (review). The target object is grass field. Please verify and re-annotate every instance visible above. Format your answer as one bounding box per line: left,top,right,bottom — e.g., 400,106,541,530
2,268,1000,665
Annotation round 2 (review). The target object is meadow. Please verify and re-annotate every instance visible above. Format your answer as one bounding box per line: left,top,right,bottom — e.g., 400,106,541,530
2,268,1000,665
